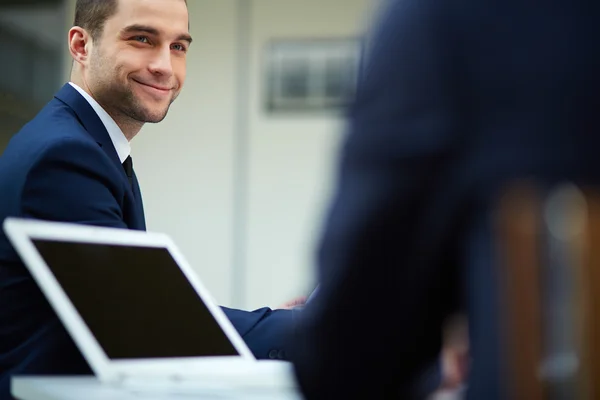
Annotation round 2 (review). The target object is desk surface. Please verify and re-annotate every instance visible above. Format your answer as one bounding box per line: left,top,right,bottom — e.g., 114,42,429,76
12,377,303,400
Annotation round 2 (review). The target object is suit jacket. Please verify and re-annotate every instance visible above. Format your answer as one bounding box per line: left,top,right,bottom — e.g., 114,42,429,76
291,0,600,399
0,84,293,397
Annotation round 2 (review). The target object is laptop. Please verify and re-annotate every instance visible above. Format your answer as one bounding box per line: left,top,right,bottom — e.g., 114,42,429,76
3,217,298,395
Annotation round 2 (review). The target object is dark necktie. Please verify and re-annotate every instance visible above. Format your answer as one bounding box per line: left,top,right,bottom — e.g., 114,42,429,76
122,155,133,189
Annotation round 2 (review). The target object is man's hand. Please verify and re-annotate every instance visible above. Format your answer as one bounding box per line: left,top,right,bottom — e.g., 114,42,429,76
277,296,307,310
439,315,469,390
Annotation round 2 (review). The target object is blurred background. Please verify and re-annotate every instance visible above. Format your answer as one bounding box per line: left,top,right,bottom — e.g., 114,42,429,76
0,0,380,310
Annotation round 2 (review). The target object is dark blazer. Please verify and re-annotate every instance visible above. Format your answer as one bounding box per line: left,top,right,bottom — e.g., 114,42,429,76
0,84,293,397
291,0,600,399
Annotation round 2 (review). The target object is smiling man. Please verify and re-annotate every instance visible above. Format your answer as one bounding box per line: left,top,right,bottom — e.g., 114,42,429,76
0,1,296,396
70,0,191,139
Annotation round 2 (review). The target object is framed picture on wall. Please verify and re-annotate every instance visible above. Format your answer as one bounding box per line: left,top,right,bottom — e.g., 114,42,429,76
264,38,362,113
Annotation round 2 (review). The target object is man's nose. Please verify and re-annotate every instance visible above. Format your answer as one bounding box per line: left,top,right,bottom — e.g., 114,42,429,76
148,46,173,77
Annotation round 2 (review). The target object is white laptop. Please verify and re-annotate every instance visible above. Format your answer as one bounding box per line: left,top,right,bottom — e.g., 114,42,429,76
3,217,298,395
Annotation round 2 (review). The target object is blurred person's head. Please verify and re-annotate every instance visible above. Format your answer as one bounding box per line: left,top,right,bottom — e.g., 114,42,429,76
68,0,191,138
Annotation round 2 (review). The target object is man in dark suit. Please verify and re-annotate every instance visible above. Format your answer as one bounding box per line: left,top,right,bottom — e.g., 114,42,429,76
0,0,295,396
291,0,600,398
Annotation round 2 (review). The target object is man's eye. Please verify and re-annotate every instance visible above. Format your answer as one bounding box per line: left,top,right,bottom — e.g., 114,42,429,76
171,43,186,52
133,36,149,43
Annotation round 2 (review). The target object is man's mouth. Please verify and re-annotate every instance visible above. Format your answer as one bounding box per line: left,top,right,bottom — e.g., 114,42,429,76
132,79,172,94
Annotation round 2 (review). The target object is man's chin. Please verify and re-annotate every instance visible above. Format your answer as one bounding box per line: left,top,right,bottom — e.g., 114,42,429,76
144,113,168,123
132,107,170,124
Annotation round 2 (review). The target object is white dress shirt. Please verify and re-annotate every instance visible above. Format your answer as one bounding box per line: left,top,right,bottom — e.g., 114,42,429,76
68,82,131,163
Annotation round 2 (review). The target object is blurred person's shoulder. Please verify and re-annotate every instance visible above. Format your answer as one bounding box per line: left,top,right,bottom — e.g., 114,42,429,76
365,0,463,51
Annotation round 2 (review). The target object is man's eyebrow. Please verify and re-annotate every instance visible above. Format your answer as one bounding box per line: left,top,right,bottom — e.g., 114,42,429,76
121,24,160,36
121,24,192,44
177,33,193,44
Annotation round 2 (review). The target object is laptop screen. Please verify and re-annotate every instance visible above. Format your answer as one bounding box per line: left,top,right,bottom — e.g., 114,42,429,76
31,239,240,360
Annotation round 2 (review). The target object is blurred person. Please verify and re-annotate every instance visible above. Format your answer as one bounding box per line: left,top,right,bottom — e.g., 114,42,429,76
290,0,600,399
0,0,298,396
298,285,468,397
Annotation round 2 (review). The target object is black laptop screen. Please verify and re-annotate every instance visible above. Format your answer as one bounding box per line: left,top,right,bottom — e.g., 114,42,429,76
31,239,240,359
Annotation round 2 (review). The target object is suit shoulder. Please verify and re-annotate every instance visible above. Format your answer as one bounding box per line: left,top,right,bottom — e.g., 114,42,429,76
7,98,100,157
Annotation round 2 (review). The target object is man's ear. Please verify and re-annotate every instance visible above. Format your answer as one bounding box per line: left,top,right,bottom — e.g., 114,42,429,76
68,26,91,66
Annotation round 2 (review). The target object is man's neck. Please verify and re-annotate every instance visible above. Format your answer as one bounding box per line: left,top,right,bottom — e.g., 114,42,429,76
111,115,143,142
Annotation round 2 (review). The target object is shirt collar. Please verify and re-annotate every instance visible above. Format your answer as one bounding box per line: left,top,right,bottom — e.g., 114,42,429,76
68,82,131,163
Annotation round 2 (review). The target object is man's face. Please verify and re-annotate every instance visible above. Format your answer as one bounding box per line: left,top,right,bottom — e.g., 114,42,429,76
84,0,191,124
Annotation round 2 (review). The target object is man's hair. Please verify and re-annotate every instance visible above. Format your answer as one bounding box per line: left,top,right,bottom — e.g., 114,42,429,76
73,0,187,42
73,0,118,41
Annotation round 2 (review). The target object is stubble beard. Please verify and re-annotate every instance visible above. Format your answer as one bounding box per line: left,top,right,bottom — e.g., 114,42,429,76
88,50,176,125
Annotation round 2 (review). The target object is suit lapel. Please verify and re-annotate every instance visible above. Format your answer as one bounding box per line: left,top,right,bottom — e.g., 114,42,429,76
54,84,146,231
54,84,131,187
132,172,146,231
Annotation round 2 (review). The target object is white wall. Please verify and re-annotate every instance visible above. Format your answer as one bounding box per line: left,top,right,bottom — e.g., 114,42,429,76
60,0,375,309
244,0,374,309
134,0,239,306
